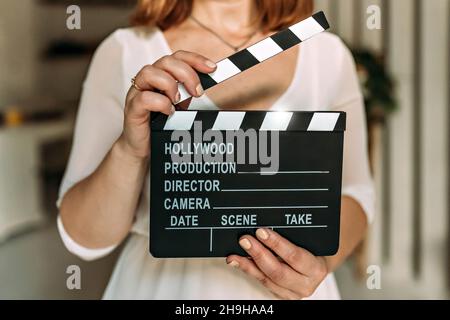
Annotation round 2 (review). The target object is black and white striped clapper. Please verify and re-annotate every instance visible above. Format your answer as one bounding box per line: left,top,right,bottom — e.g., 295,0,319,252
150,111,346,257
175,11,330,105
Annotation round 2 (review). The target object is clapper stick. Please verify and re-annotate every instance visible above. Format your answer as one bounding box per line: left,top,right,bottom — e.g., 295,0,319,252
150,11,329,119
175,11,329,105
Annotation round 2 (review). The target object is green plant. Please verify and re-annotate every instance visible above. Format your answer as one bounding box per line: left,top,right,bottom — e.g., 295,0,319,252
352,49,397,122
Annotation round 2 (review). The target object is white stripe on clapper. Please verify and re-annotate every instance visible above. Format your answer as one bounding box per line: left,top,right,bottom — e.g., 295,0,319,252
212,112,246,130
177,82,191,102
209,58,242,83
260,112,293,131
163,111,197,130
247,37,283,62
307,113,340,131
289,16,326,41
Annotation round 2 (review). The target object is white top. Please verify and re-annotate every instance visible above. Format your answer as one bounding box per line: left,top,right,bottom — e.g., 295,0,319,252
57,27,375,299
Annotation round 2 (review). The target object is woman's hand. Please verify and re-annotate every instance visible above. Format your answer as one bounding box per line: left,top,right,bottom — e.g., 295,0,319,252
118,50,217,159
226,228,329,300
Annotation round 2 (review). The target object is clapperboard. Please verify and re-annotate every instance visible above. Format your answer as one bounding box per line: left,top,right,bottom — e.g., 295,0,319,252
150,12,346,257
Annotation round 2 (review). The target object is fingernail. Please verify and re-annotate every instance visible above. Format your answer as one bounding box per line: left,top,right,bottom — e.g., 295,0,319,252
256,228,269,240
174,91,181,103
228,260,239,268
239,238,252,250
170,105,176,115
196,83,204,96
205,60,216,69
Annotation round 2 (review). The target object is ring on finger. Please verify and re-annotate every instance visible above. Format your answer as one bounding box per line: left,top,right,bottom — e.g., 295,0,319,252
131,76,143,91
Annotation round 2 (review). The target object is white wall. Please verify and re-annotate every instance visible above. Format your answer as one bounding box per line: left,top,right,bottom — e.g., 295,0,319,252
420,0,449,297
0,0,38,108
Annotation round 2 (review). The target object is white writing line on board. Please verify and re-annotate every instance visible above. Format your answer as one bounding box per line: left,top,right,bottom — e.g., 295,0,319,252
165,225,328,230
237,170,330,175
213,205,328,210
210,228,213,252
221,188,329,192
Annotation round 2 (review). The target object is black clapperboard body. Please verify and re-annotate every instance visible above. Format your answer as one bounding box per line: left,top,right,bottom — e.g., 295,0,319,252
149,12,346,257
150,111,346,257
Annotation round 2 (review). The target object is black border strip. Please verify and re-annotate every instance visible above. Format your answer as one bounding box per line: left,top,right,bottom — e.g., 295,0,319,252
270,29,301,51
312,11,330,30
228,49,260,72
412,0,423,278
198,73,217,91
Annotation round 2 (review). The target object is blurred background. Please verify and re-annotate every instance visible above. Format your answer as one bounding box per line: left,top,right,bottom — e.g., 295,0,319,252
0,0,448,299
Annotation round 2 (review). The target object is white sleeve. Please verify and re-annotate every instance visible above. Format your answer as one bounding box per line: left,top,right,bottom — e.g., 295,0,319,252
57,215,117,261
56,31,127,260
331,41,376,224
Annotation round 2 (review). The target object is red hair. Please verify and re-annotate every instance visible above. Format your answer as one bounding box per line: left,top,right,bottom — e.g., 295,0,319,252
131,0,314,32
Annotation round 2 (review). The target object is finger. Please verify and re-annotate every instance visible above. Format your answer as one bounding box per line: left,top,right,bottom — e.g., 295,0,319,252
154,55,205,97
172,50,217,74
255,228,326,277
226,255,299,300
238,235,308,289
127,91,174,118
133,65,179,103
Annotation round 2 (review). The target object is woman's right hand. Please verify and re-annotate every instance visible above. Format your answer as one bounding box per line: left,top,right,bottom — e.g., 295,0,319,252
118,50,217,159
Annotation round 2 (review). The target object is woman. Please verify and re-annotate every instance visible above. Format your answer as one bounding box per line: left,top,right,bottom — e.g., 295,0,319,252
57,0,374,299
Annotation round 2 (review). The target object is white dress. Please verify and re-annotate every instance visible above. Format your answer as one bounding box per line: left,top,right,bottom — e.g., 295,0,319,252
56,27,375,300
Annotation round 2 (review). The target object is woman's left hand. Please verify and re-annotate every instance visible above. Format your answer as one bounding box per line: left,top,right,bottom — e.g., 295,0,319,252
226,228,329,300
